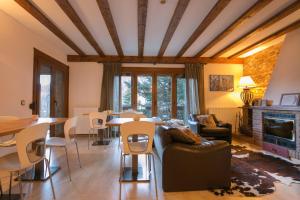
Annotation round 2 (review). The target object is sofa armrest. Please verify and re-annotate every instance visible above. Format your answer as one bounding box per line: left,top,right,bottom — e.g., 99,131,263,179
188,120,205,134
217,123,232,134
161,141,231,192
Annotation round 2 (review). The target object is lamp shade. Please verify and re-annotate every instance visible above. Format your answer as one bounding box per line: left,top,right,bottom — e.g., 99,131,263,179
239,76,256,89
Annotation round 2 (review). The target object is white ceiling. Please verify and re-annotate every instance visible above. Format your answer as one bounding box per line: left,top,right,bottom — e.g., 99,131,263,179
0,0,299,58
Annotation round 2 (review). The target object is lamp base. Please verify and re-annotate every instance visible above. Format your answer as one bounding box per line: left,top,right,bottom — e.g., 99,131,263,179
240,88,254,106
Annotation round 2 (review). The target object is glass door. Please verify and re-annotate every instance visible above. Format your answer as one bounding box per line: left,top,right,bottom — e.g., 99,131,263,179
157,75,172,120
137,75,152,117
32,49,69,136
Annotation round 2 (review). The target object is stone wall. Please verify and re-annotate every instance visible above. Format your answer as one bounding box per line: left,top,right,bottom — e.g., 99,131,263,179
243,43,282,99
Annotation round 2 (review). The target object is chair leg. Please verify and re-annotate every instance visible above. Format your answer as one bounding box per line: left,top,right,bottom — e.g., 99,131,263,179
17,171,23,200
9,171,12,196
0,179,3,196
88,129,91,149
151,154,158,200
45,158,56,199
45,147,52,176
75,141,82,168
119,153,123,200
64,147,72,181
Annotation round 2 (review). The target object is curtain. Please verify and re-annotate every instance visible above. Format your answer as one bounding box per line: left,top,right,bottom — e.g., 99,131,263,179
185,63,205,115
99,63,121,112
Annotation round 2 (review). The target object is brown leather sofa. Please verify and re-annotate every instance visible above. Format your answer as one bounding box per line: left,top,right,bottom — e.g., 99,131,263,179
154,125,231,192
188,114,232,144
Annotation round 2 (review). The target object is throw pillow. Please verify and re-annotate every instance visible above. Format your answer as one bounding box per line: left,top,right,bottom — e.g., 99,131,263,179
196,115,217,128
168,127,201,145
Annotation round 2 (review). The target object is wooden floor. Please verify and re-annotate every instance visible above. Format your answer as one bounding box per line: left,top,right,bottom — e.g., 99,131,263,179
1,136,300,200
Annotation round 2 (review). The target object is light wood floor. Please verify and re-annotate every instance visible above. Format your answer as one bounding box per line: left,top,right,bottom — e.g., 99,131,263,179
2,136,300,200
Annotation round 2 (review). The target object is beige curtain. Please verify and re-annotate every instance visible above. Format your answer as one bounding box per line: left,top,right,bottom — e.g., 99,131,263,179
99,63,121,112
185,63,205,115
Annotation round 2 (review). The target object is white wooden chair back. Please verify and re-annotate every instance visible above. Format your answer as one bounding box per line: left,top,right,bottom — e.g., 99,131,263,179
64,117,78,144
88,112,107,128
0,116,19,122
120,121,155,155
15,123,49,169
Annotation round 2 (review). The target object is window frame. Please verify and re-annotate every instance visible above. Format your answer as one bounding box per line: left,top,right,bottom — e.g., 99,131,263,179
120,67,185,119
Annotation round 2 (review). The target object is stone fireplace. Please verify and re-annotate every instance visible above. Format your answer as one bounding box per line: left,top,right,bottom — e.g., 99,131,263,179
252,106,300,160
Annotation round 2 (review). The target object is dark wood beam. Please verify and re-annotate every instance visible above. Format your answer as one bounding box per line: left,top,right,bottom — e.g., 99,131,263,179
138,0,148,57
55,0,104,56
157,0,190,57
96,0,124,56
211,1,300,58
176,0,231,57
194,0,273,57
15,0,85,55
67,55,243,64
229,20,300,58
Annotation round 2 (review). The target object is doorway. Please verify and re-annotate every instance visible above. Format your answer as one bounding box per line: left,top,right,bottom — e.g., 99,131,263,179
32,49,69,136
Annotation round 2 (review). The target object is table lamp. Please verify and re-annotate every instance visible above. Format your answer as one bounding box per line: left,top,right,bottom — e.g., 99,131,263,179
239,76,256,106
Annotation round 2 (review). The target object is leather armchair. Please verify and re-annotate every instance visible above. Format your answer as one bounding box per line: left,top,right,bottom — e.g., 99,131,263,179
188,114,232,144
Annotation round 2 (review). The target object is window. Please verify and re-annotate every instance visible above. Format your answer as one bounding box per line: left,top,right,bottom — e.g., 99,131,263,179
137,75,152,117
157,75,172,120
121,75,132,111
120,67,186,120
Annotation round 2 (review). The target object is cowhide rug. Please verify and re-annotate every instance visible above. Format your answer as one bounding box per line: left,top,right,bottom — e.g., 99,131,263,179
211,145,300,197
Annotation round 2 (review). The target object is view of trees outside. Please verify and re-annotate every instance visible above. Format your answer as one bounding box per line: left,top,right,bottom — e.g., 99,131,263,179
137,76,152,117
176,77,186,120
157,76,172,120
39,75,51,117
121,75,186,120
121,76,132,111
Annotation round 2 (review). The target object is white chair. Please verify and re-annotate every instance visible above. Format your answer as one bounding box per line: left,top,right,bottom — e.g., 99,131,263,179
0,123,55,200
119,121,158,200
46,117,81,181
118,113,146,147
0,116,19,147
88,112,108,149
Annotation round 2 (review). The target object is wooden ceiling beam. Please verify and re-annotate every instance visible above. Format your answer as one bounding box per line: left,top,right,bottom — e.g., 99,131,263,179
15,0,85,55
55,0,104,56
67,55,243,64
194,0,273,57
229,20,300,58
176,0,231,57
96,0,124,56
157,0,190,57
211,1,300,58
138,0,148,57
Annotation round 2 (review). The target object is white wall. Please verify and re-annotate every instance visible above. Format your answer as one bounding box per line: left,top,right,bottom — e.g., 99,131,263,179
265,28,300,105
204,63,244,109
68,63,103,116
0,10,67,117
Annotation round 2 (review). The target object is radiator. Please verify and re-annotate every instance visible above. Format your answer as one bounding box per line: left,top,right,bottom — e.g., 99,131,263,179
207,107,240,134
73,107,98,134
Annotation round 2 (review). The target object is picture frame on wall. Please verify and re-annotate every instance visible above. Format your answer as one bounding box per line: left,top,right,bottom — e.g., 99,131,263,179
280,93,300,106
209,75,234,92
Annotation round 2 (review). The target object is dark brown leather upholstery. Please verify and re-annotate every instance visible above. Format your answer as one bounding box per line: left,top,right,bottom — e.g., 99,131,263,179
154,126,231,192
188,114,232,143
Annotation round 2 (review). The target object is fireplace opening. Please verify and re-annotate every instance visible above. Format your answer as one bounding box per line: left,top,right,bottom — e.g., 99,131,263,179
263,112,296,150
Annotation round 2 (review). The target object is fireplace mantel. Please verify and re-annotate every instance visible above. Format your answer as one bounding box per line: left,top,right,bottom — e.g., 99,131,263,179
251,106,300,112
251,107,300,160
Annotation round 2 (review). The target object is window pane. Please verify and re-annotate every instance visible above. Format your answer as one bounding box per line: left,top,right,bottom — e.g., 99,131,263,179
39,75,51,118
121,75,132,111
177,76,186,120
137,75,152,117
157,75,172,120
